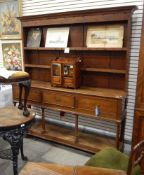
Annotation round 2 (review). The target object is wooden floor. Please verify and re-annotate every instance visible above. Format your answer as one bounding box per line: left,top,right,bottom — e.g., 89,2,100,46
28,120,116,153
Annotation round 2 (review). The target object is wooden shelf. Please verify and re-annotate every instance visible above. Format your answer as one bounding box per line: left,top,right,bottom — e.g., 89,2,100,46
25,64,50,69
24,47,127,52
31,80,126,99
81,68,126,74
28,120,116,153
25,65,126,74
70,47,127,51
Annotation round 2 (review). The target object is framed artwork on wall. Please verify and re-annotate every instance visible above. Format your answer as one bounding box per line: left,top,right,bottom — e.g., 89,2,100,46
0,40,23,70
0,0,22,39
45,27,69,48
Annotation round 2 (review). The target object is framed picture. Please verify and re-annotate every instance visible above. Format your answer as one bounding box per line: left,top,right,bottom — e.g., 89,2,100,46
27,28,42,47
0,0,22,39
0,40,23,70
45,27,69,48
86,25,124,48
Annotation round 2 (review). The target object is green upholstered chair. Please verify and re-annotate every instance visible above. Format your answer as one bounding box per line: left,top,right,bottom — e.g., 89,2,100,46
85,140,144,175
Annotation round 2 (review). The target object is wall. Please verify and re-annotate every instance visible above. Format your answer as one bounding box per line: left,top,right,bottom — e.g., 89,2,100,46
21,0,143,143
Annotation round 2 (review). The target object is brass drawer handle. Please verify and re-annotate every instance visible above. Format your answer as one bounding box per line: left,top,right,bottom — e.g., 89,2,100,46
95,106,100,117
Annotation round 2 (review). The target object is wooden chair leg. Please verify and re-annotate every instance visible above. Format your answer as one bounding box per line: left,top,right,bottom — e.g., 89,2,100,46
23,80,31,116
18,83,23,110
75,114,79,143
41,107,46,133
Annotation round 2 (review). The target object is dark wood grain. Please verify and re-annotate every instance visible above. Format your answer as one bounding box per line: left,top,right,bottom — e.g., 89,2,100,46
0,106,35,128
15,6,135,152
19,162,126,175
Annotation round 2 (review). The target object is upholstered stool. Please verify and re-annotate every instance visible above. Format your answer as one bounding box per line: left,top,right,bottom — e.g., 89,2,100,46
0,70,31,116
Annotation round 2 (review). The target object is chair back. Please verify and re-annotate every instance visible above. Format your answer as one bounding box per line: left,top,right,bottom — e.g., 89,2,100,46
127,140,144,175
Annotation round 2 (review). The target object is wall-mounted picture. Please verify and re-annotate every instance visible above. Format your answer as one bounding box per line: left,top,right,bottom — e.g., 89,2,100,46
45,27,69,48
0,0,21,39
86,25,124,48
27,28,42,47
1,40,23,70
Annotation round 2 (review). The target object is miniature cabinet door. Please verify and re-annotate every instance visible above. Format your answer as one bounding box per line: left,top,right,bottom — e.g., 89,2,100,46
51,63,62,86
63,64,75,88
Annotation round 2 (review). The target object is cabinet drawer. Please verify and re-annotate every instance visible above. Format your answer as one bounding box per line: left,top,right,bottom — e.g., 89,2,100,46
63,78,74,88
13,86,41,103
77,96,118,120
28,88,41,103
13,85,20,99
43,92,75,108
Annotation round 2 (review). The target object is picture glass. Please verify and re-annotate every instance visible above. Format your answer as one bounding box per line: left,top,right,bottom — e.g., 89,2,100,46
86,25,124,48
1,40,23,70
0,0,21,39
27,28,42,47
45,27,69,48
52,63,61,76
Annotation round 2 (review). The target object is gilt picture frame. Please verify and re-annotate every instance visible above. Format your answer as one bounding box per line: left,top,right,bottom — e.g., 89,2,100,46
0,40,23,70
0,0,22,39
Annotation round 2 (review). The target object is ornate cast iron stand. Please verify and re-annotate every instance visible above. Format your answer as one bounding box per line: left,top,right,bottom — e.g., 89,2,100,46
0,118,34,175
0,72,34,175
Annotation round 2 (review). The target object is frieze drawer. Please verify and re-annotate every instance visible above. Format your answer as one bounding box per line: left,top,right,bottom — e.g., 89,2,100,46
13,85,21,100
77,96,119,120
13,86,41,104
28,88,41,103
42,91,75,108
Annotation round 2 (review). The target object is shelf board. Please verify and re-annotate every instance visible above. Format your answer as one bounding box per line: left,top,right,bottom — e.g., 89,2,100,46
81,68,126,74
70,47,127,51
25,64,50,69
28,120,116,153
31,80,126,99
24,47,127,51
25,65,126,74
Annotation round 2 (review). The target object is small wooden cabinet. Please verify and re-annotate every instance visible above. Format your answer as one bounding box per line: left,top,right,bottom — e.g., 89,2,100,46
13,6,136,152
51,58,81,88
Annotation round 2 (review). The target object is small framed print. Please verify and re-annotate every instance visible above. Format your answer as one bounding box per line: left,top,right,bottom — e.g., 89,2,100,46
27,28,42,47
0,0,22,39
45,27,69,48
86,25,124,48
0,40,23,71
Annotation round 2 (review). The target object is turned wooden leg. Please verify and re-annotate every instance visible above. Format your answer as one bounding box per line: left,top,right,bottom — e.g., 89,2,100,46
120,117,126,151
75,114,79,143
18,80,31,116
18,83,23,110
41,107,46,133
116,122,121,150
23,80,31,116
